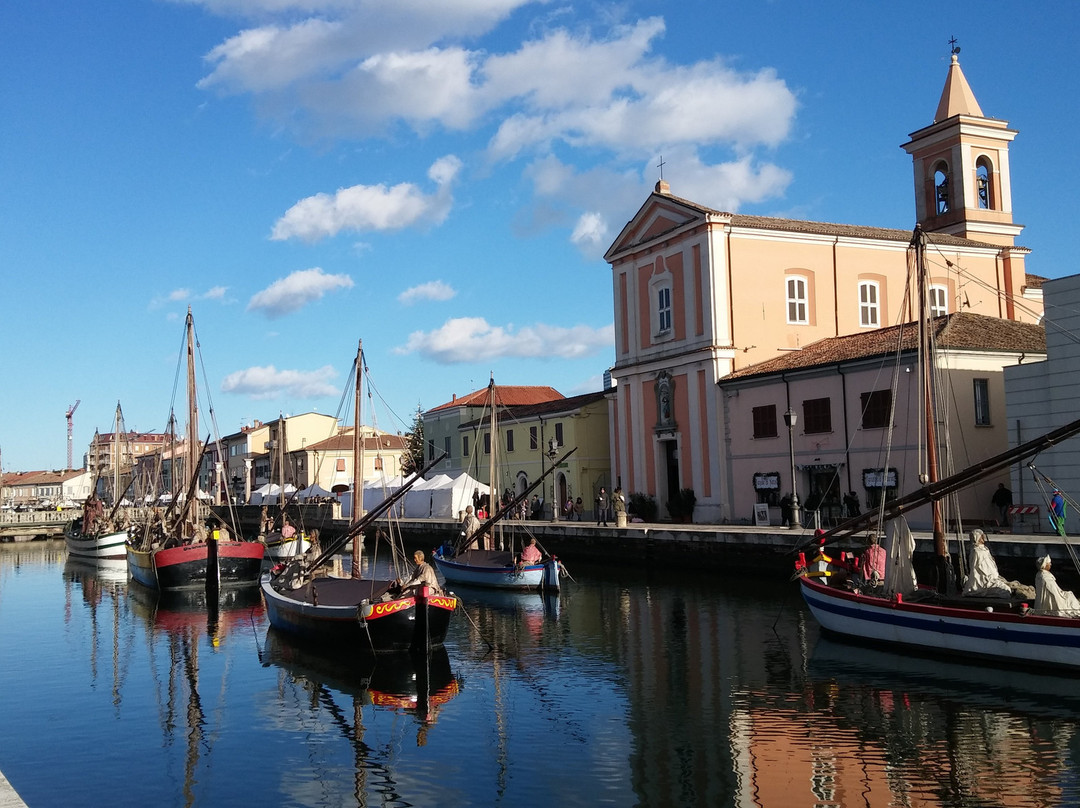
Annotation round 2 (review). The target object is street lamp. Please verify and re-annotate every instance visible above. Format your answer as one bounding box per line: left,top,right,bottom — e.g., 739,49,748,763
548,438,559,522
783,408,801,529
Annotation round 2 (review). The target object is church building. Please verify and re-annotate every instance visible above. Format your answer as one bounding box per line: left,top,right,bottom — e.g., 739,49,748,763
603,51,1044,523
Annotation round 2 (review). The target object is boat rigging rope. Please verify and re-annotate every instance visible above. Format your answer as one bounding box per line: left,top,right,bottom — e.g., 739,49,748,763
1026,463,1080,575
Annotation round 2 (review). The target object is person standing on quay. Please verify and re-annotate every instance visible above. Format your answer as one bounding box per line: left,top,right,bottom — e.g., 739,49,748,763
991,482,1013,529
596,487,609,526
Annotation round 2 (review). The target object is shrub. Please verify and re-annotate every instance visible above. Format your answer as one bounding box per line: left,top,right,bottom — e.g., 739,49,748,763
628,492,658,522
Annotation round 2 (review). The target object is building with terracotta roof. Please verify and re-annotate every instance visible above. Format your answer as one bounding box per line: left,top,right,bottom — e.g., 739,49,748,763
422,384,566,478
604,52,1046,523
717,312,1045,526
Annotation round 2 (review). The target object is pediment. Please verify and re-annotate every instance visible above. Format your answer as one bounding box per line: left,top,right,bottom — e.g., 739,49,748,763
604,193,712,261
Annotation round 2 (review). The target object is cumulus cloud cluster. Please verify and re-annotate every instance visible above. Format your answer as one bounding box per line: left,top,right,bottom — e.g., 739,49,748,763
397,317,614,362
194,0,797,248
247,267,354,317
220,363,339,399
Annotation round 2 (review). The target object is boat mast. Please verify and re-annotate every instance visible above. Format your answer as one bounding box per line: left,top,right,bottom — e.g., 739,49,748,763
185,307,200,526
113,401,124,509
488,374,499,550
913,227,949,584
352,339,364,578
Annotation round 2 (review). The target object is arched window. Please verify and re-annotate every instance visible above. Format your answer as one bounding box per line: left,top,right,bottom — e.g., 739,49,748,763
934,164,950,214
786,275,808,324
976,156,994,210
859,281,880,327
929,284,948,318
649,269,674,340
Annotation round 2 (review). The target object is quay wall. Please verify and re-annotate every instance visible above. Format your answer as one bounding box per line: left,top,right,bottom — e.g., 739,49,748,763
206,505,1079,584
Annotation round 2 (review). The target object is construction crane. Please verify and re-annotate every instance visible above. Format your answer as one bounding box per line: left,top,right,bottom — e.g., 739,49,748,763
66,400,80,470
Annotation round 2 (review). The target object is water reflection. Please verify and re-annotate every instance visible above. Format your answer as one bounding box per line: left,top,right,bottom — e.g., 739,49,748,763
798,636,1080,807
7,545,1080,807
62,557,130,709
261,632,461,806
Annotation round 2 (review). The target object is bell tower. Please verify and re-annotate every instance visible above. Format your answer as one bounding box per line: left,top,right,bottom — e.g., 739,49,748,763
902,42,1023,247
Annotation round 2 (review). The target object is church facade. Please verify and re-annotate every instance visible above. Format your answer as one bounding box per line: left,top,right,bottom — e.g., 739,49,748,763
603,53,1044,523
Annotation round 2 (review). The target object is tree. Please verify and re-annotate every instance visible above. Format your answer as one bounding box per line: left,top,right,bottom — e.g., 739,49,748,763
400,404,425,476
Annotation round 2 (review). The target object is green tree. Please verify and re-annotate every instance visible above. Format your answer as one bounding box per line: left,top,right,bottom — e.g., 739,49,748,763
400,404,425,476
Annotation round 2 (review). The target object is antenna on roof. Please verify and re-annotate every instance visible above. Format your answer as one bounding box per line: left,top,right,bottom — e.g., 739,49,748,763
949,36,960,56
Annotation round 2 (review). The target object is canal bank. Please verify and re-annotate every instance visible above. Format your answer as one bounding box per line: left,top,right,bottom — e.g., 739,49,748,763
209,504,1077,581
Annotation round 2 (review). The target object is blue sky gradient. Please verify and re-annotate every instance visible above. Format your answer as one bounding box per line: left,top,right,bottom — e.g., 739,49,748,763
2,1,1077,471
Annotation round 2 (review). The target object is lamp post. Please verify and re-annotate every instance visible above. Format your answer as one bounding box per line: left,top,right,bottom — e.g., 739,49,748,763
548,438,559,522
783,408,801,529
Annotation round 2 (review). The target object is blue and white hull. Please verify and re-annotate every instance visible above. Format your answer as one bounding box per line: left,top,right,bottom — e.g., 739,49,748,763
799,574,1080,671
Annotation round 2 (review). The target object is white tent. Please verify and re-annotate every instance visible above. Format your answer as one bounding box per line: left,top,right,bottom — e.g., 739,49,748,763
298,483,332,501
403,474,452,518
249,483,297,506
428,473,490,519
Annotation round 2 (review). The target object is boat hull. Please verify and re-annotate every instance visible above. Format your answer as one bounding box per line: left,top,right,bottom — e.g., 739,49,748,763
799,574,1080,671
263,535,311,561
127,540,265,592
433,551,561,591
261,575,457,653
65,528,129,560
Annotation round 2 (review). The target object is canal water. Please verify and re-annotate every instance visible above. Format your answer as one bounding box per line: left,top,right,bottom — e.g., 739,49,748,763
2,542,1080,807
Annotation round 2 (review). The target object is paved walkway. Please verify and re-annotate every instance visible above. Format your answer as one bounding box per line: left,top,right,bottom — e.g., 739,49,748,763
0,771,28,808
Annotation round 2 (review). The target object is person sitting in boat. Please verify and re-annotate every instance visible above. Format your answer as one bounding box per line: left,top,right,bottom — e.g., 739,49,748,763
961,529,1011,598
519,537,543,565
1035,555,1080,616
280,515,297,539
858,534,886,588
460,505,482,550
394,550,442,597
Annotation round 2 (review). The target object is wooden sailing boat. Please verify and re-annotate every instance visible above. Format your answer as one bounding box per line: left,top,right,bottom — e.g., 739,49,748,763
261,340,459,653
65,402,132,560
796,225,1080,670
432,376,570,591
126,308,264,592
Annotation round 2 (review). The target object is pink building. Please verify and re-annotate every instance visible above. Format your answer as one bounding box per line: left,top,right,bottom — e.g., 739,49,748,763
604,53,1043,523
717,312,1045,528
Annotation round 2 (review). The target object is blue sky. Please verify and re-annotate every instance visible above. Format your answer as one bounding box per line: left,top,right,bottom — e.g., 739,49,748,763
2,1,1078,472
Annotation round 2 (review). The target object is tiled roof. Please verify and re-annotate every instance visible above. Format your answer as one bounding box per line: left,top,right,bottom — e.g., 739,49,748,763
304,429,408,453
2,469,84,485
1025,273,1047,290
722,312,1046,382
648,192,1008,251
460,390,608,428
426,385,564,414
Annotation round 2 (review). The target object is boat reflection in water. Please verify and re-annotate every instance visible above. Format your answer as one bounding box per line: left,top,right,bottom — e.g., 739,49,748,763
262,629,459,741
261,629,460,805
770,634,1080,807
62,557,130,707
128,585,265,807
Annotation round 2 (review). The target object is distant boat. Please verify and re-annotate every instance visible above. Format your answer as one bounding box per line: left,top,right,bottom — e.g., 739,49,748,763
261,340,458,654
126,308,264,593
65,402,134,561
433,375,571,592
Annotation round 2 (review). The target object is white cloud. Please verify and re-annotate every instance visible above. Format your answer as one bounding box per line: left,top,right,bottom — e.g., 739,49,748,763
396,317,614,362
399,281,457,305
570,211,608,251
247,267,354,317
271,155,460,242
194,5,799,250
220,364,339,399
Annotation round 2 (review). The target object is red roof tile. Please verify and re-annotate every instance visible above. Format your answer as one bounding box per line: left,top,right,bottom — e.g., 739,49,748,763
722,312,1046,382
